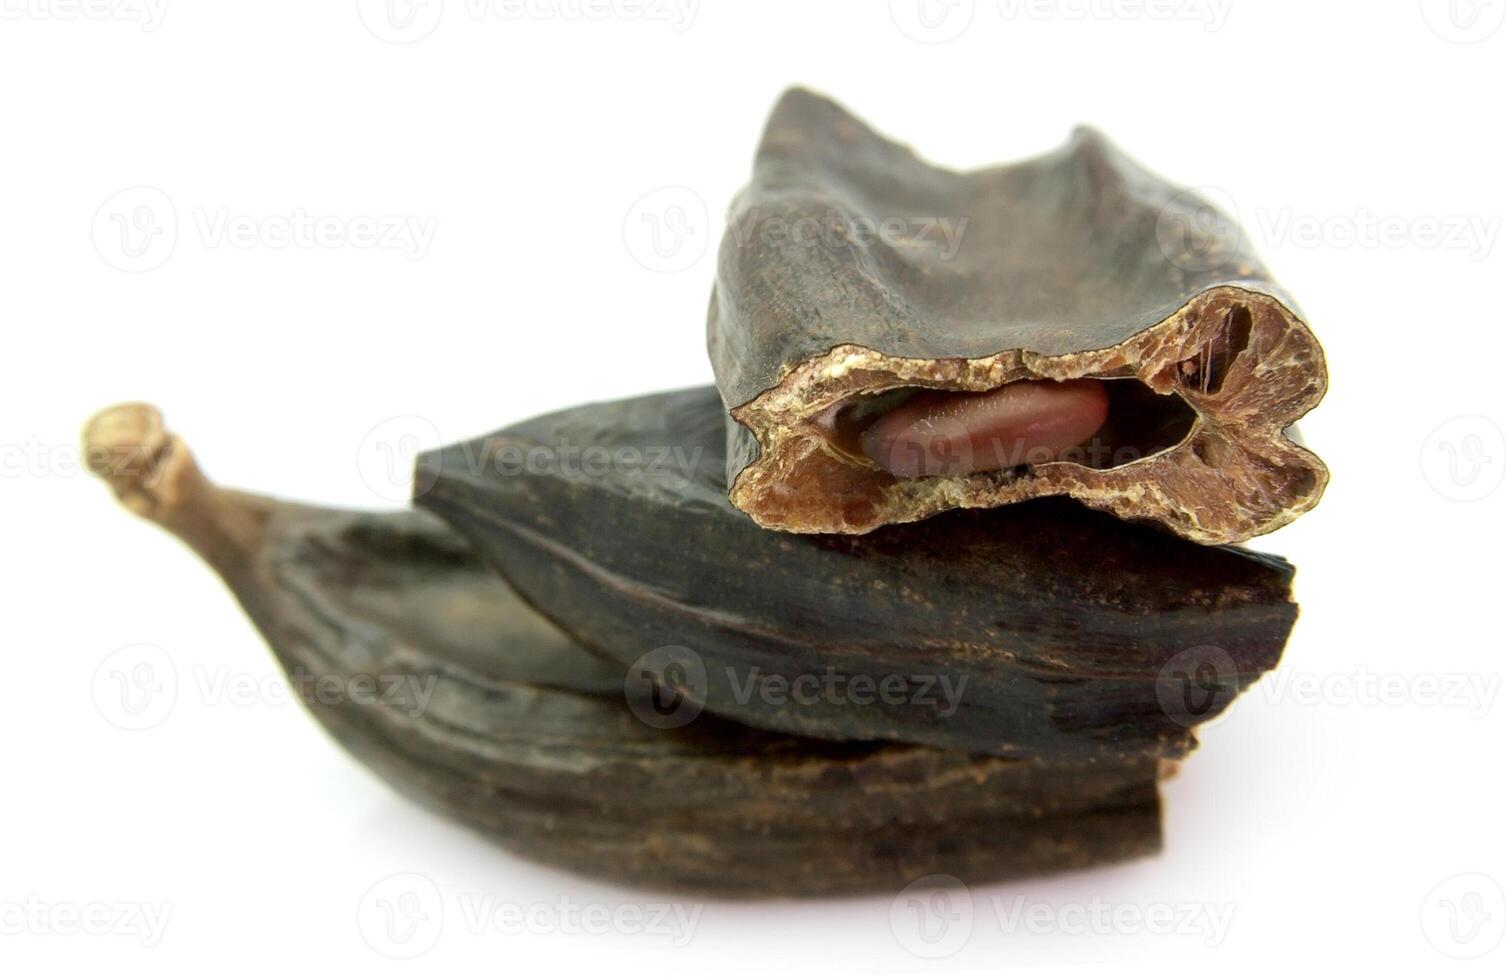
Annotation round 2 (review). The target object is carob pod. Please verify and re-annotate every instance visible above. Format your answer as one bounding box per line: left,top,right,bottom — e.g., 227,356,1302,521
83,404,1162,897
707,88,1328,544
416,386,1298,764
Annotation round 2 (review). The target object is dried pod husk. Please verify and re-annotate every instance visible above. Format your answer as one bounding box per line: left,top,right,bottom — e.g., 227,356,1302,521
708,88,1328,543
416,386,1298,765
84,404,1162,897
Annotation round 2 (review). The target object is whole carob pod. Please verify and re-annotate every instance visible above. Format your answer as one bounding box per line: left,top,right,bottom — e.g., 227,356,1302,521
83,405,1161,897
417,386,1297,763
85,87,1318,896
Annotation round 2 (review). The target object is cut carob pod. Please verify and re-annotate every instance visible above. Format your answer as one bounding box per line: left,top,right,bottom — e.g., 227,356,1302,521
707,88,1328,544
416,386,1298,765
83,404,1162,897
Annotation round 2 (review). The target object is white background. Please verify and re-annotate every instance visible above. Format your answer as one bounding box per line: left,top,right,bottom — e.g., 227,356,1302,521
3,1,1504,976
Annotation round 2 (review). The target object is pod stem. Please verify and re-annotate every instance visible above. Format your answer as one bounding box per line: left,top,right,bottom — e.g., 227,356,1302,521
83,404,273,572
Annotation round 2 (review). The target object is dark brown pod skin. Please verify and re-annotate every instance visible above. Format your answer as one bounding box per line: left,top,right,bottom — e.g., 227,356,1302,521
416,387,1298,766
83,404,1161,898
708,88,1328,544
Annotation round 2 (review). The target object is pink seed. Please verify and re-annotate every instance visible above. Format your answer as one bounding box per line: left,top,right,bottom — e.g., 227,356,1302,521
860,379,1110,478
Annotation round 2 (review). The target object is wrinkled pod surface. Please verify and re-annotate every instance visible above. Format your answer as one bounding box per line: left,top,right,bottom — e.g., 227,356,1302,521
417,387,1299,765
83,403,1163,897
709,88,1328,542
